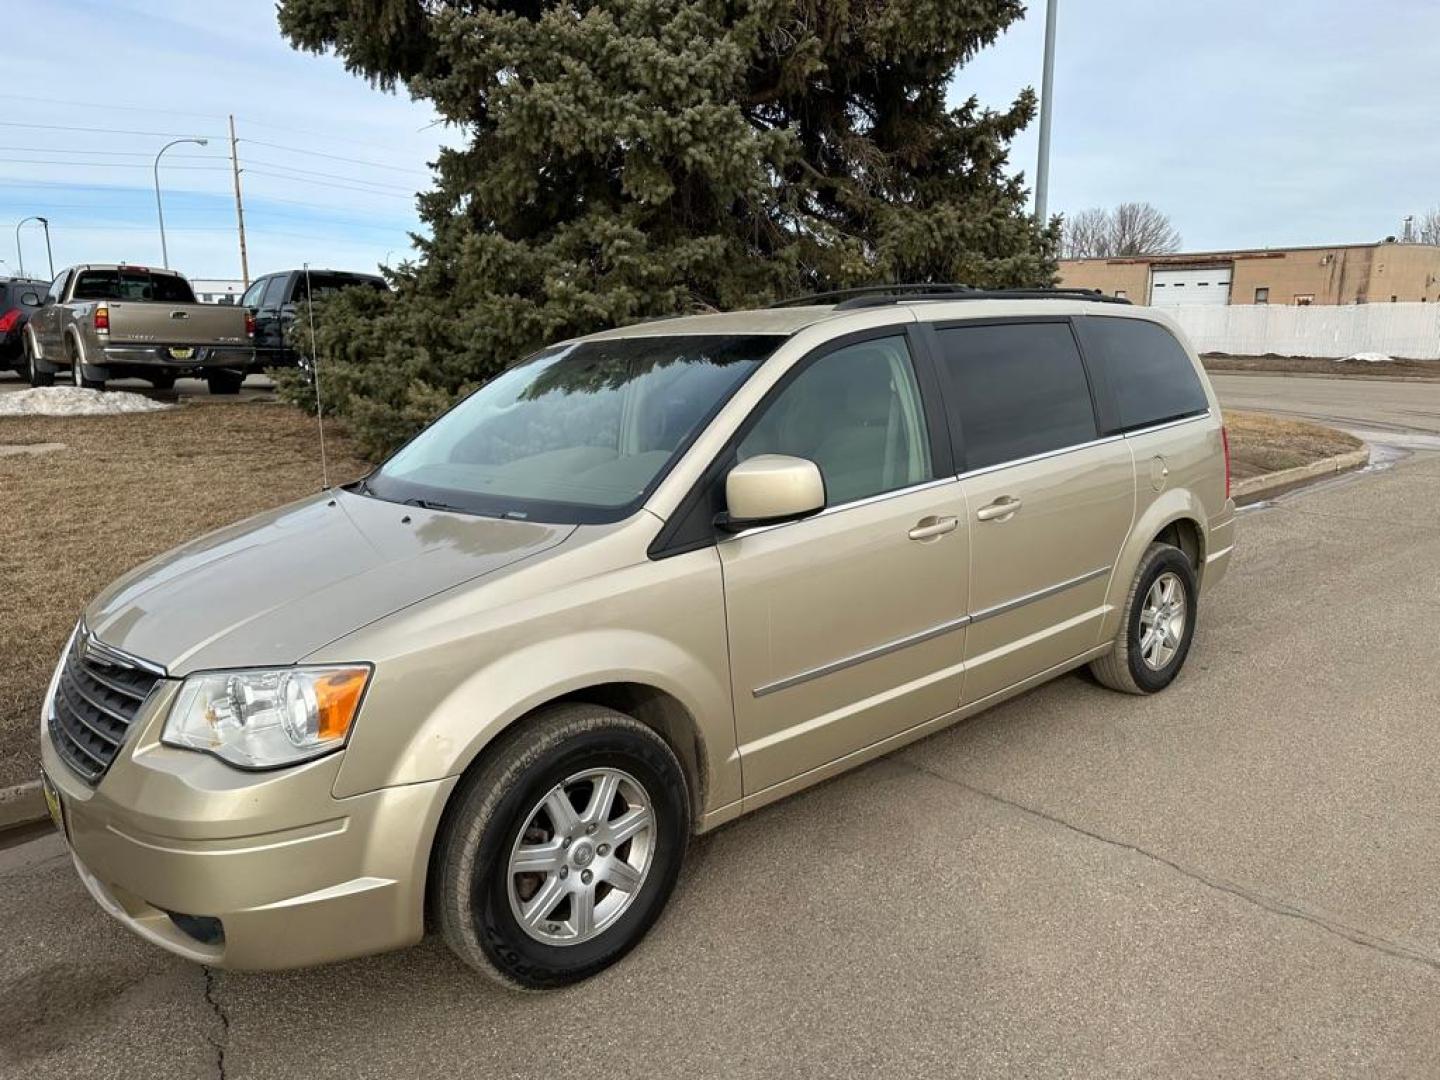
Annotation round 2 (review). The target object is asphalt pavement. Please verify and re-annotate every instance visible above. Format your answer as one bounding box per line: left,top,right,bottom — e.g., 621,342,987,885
3,374,1440,1079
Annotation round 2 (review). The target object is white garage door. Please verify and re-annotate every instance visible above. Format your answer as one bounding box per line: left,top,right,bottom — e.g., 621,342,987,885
1149,266,1232,306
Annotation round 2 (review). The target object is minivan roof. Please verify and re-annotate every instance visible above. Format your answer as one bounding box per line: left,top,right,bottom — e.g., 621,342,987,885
581,296,1167,342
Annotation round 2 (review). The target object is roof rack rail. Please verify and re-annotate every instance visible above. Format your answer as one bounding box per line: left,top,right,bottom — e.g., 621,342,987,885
768,283,1131,310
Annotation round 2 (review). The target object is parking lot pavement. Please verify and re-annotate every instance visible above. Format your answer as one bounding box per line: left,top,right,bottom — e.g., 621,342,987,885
3,376,1440,1078
0,369,274,401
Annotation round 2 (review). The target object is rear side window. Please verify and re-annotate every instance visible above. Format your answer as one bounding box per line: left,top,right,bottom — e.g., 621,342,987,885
261,276,289,307
935,322,1098,471
1077,316,1209,432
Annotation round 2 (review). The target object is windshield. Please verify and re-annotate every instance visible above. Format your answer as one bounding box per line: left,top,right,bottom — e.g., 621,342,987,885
364,334,782,523
72,269,195,303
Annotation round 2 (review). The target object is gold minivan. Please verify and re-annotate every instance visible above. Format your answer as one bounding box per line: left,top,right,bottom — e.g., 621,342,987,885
40,287,1234,988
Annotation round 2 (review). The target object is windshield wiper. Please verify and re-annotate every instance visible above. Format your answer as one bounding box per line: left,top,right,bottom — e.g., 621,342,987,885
403,497,470,514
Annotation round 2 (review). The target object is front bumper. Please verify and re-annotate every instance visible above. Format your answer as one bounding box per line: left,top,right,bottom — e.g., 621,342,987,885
41,683,456,970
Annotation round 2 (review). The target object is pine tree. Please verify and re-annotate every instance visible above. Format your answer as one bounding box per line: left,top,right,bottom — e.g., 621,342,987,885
277,0,1057,456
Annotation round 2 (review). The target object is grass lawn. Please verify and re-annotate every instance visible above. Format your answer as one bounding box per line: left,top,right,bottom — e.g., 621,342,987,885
0,400,367,791
0,397,1363,796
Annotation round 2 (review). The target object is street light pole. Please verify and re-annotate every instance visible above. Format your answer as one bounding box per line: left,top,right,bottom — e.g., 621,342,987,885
153,137,209,269
1034,0,1059,223
15,215,45,278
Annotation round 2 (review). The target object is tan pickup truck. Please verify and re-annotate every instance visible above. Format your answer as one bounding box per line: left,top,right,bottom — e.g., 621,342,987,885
23,264,254,393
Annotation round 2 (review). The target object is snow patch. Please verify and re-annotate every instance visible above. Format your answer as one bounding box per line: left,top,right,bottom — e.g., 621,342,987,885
0,387,173,417
1339,351,1395,364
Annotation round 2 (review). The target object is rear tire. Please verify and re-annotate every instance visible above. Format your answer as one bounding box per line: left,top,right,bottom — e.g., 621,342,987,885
433,703,690,990
68,341,104,391
25,337,53,388
206,371,244,395
1090,542,1198,695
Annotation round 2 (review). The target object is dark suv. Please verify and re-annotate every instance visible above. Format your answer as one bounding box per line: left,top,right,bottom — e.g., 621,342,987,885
240,269,387,369
1,278,46,375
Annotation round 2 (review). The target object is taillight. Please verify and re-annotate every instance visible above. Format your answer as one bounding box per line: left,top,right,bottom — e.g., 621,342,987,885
0,309,20,334
244,311,255,338
1221,425,1232,500
94,306,110,333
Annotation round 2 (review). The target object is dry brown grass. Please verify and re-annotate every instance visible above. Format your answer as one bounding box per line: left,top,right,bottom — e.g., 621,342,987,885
1204,353,1440,379
0,401,367,790
1225,409,1363,480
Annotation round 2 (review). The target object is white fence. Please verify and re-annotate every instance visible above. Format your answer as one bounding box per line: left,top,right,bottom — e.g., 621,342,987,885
1164,302,1440,359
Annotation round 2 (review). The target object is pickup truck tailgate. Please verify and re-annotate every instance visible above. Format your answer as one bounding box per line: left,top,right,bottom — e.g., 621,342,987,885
104,301,250,346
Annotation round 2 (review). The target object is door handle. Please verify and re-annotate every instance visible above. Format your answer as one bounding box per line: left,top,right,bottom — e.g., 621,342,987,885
976,496,1022,522
908,515,959,541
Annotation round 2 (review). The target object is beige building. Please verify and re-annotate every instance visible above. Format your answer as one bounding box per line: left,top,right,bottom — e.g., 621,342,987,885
1059,242,1440,307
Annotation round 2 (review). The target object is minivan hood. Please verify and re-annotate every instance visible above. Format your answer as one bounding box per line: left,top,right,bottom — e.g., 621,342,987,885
86,490,574,673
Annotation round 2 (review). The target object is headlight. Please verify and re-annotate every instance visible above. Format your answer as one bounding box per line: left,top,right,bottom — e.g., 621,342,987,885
162,665,371,769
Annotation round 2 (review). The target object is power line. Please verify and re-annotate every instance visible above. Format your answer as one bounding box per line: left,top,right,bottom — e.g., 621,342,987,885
239,137,431,177
0,158,230,171
0,120,222,139
245,168,418,198
0,92,225,123
241,157,417,193
0,146,225,160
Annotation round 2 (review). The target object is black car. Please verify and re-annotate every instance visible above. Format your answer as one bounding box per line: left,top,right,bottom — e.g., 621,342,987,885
240,269,387,369
1,277,46,375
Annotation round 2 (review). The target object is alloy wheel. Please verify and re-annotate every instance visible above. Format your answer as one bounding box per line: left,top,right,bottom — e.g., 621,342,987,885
1139,571,1187,670
506,767,656,946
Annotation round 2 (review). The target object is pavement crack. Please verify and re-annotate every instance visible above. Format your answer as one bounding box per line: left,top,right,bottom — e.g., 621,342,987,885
202,966,230,1080
899,758,1440,976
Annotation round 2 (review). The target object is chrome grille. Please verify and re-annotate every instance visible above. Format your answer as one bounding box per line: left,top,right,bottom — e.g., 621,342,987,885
48,631,162,784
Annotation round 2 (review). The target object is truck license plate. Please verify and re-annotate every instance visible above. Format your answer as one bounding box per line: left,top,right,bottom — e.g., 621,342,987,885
169,347,195,360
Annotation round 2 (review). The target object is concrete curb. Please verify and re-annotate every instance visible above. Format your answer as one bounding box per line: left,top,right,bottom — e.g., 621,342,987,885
0,780,45,833
1234,446,1371,505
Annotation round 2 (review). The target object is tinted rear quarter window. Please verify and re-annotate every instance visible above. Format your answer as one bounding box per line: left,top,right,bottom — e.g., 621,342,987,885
1077,316,1209,432
934,321,1098,471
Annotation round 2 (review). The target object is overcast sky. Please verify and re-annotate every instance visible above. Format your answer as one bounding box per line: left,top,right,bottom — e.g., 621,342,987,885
3,1,1437,285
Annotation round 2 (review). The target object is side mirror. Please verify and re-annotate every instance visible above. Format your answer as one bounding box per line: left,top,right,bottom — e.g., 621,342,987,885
718,455,825,532
20,292,41,306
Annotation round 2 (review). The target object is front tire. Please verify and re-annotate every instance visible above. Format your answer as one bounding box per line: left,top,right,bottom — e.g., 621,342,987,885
433,703,690,990
1090,542,1198,694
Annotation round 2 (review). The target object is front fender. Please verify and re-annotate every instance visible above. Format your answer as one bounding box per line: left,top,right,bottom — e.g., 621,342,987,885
332,628,738,809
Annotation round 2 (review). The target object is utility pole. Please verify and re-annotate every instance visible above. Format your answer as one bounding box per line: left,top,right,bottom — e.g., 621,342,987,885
38,216,53,278
1034,0,1059,223
229,115,250,287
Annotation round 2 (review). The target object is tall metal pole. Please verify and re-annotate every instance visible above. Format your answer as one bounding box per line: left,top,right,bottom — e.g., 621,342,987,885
229,116,250,287
1034,0,1059,223
153,137,208,269
38,217,53,278
15,215,44,277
